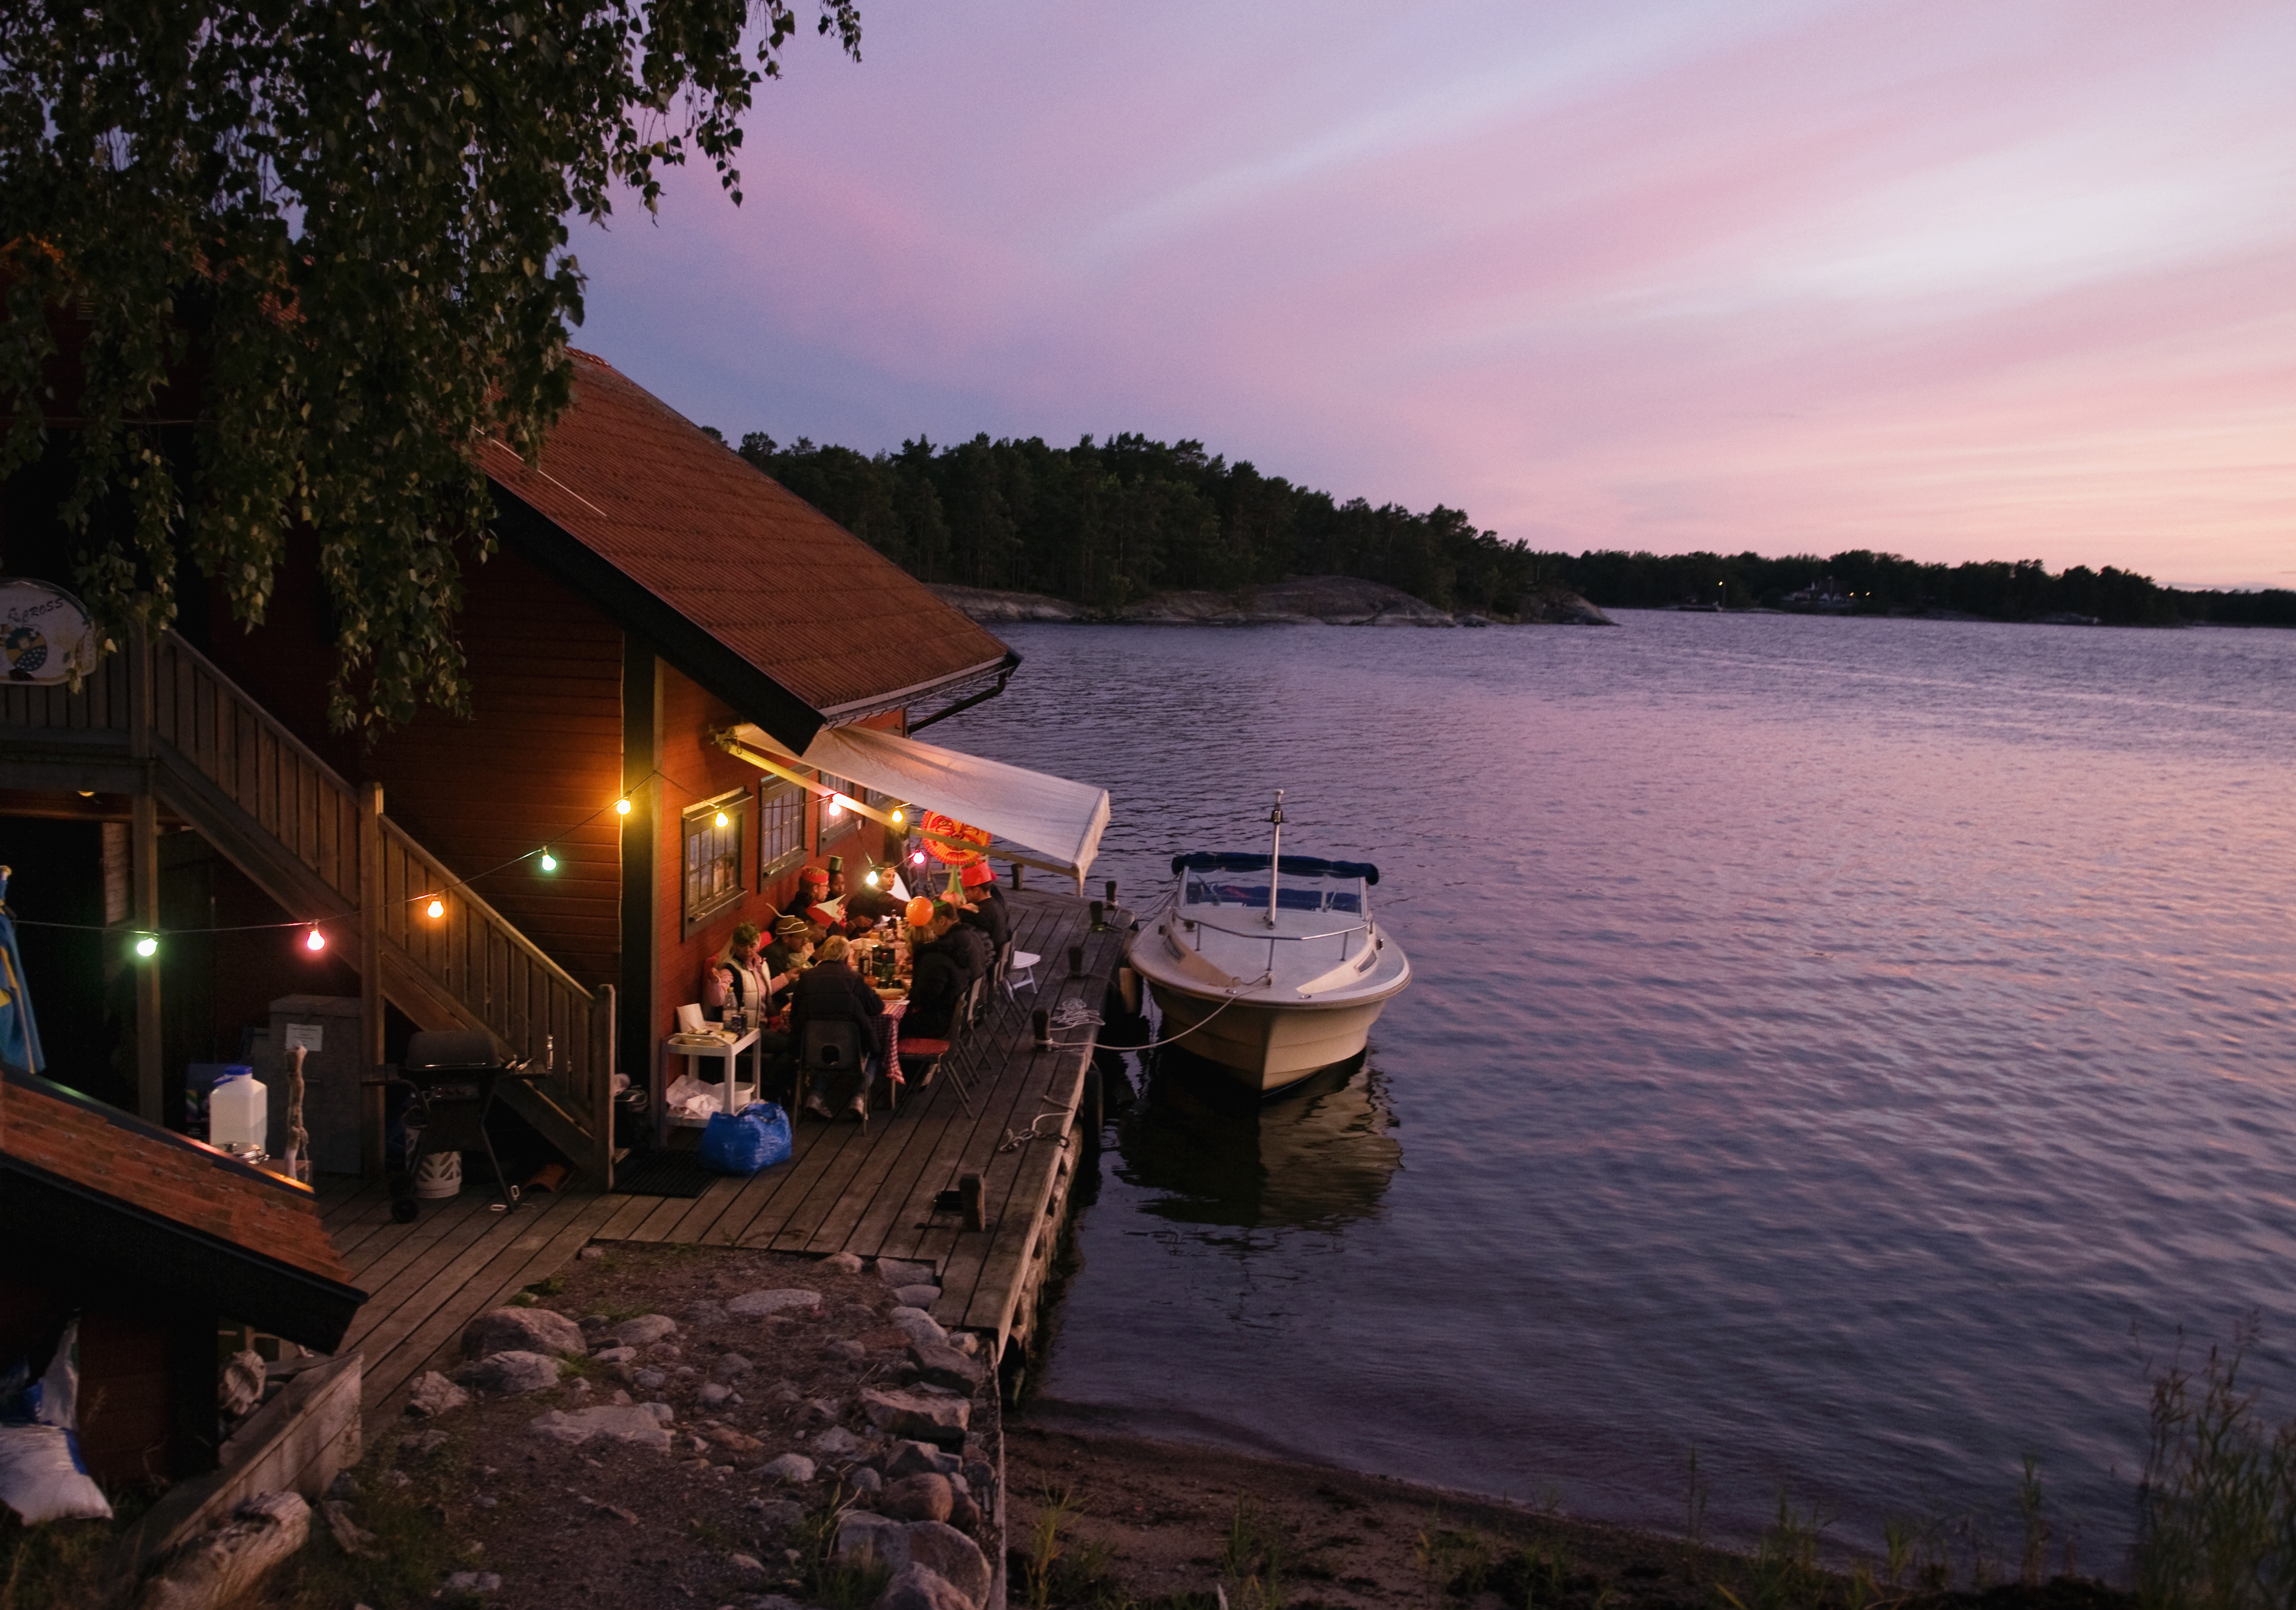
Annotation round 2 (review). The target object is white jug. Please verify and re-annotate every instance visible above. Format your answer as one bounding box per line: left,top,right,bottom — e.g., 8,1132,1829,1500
209,1067,268,1155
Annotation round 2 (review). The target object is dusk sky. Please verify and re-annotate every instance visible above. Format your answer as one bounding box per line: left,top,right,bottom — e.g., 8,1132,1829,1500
572,0,2295,588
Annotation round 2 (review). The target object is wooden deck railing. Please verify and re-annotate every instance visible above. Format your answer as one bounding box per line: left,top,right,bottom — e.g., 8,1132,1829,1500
0,648,133,733
142,632,609,1125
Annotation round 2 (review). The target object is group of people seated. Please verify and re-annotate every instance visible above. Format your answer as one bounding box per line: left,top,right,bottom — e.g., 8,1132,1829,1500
699,853,1013,1120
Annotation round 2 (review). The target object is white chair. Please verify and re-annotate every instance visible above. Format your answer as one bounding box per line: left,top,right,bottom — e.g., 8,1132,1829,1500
1003,949,1041,1002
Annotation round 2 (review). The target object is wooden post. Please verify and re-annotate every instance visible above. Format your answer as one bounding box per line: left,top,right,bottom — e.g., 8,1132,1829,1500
591,983,616,1187
358,782,385,1178
126,622,164,1125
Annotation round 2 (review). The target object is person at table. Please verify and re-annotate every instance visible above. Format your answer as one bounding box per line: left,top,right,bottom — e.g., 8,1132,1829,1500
903,903,971,1043
788,934,885,1119
843,861,905,926
764,914,813,1002
798,863,849,930
940,895,995,985
706,921,796,1095
957,861,1010,951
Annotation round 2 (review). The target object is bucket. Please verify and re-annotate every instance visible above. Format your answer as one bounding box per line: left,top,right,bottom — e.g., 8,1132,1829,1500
208,1066,267,1156
414,1150,463,1199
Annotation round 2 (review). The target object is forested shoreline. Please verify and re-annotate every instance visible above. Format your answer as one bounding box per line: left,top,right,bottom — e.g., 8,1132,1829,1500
731,430,2295,628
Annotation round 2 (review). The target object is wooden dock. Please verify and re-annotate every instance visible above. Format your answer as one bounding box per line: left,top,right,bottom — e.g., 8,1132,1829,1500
313,886,1129,1426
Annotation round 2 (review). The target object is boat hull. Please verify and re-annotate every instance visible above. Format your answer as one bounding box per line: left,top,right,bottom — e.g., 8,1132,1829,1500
1141,980,1396,1095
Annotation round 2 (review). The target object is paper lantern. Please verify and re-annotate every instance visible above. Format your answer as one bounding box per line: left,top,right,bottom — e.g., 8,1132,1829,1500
920,811,990,867
905,896,936,927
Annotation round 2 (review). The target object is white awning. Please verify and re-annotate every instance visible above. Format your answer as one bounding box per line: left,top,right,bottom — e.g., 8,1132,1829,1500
723,721,1111,887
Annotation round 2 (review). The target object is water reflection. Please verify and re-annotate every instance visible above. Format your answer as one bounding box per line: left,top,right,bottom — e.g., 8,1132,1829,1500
1115,1050,1402,1231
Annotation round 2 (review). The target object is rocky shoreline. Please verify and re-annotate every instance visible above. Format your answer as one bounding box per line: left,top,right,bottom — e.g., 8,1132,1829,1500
274,1243,1005,1610
928,574,1613,627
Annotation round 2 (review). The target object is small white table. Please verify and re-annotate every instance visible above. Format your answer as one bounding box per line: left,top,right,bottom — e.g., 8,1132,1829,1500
660,1027,764,1137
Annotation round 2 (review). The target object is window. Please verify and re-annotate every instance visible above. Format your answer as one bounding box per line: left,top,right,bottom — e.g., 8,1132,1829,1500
682,790,748,933
815,773,861,849
758,779,806,883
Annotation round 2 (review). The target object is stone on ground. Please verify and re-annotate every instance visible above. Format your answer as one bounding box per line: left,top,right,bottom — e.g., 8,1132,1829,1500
861,1387,968,1446
887,1307,947,1349
883,1440,960,1480
729,1287,822,1317
876,1257,935,1287
527,1405,674,1450
892,1284,940,1310
403,1372,469,1417
879,1473,953,1523
758,1452,816,1483
462,1306,586,1359
821,1250,864,1274
895,1522,993,1610
906,1343,981,1393
464,1351,562,1395
609,1314,678,1347
875,1562,976,1610
850,1465,884,1493
812,1425,867,1457
713,1351,755,1381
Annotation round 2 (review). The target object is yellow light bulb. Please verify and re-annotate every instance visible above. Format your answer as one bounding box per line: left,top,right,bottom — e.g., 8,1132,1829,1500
891,809,905,824
715,809,729,828
615,797,632,816
426,898,444,919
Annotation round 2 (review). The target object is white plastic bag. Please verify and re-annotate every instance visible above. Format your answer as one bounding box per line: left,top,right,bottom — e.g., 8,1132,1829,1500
0,1319,112,1523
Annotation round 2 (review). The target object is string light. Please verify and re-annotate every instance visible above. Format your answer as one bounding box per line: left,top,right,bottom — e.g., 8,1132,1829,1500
615,797,632,816
539,848,558,873
303,926,327,953
864,870,880,889
891,808,905,825
426,897,445,920
714,809,729,828
133,934,158,959
910,851,926,867
827,796,843,818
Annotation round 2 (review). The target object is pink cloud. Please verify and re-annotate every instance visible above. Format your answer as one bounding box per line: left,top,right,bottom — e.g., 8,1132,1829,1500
573,0,2296,585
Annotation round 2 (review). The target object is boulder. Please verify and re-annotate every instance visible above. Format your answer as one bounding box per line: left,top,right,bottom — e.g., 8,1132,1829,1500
527,1405,674,1450
884,1440,960,1480
850,1465,885,1494
897,1522,993,1610
610,1314,678,1347
861,1388,968,1447
753,1498,805,1533
403,1372,469,1418
464,1351,562,1395
906,1344,981,1394
821,1251,865,1275
683,1301,730,1326
836,1510,900,1564
592,1345,637,1364
758,1453,816,1483
729,1288,822,1318
812,1425,868,1457
950,1494,982,1532
713,1352,755,1382
633,1368,667,1390
443,1573,503,1595
887,1307,947,1349
699,1383,734,1408
462,1307,586,1359
823,1338,867,1364
875,1563,976,1610
879,1473,953,1523
876,1258,935,1288
891,1284,941,1310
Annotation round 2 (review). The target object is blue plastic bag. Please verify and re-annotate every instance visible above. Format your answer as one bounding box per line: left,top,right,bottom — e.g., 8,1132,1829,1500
698,1101,792,1175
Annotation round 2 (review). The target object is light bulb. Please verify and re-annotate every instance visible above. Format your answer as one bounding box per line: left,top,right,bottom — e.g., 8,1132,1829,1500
715,810,729,828
615,797,632,816
910,851,926,867
891,809,905,825
426,897,444,919
864,871,879,888
304,926,326,952
133,934,158,959
539,849,558,872
827,797,843,817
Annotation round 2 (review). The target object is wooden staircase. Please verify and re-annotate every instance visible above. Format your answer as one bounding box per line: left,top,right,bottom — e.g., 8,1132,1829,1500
0,631,613,1178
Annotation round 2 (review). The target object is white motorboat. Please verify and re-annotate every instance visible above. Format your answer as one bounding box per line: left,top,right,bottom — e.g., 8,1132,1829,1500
1126,794,1411,1095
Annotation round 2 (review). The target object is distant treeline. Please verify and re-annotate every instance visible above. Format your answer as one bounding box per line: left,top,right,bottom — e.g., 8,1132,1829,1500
734,430,2295,628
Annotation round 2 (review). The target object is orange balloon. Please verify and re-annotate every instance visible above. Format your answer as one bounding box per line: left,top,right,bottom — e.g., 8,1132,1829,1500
905,896,937,927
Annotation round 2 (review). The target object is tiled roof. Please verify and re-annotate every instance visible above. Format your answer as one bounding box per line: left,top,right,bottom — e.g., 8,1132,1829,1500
0,1069,354,1293
483,354,1012,732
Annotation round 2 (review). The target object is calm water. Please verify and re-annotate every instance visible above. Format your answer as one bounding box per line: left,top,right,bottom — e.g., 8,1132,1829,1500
947,612,2296,1567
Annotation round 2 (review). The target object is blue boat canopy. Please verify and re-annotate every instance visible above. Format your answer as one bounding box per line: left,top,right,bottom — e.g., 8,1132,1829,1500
1170,852,1380,886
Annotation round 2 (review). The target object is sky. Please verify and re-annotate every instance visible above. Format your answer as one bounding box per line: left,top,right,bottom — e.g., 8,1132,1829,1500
570,0,2296,587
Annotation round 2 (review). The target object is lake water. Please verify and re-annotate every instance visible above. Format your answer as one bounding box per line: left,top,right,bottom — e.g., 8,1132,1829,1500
944,612,2296,1571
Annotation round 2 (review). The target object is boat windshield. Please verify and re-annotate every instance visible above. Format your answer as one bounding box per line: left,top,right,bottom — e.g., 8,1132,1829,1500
1181,869,1365,916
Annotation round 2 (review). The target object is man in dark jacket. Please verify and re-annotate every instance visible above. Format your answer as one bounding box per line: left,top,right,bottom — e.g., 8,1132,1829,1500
789,936,884,1118
957,862,1010,952
903,909,973,1042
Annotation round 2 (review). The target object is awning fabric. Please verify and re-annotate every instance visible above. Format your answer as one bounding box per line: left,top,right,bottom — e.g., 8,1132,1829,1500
727,722,1111,887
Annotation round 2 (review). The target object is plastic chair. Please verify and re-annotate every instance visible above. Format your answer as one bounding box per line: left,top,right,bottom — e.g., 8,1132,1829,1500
1003,950,1041,1002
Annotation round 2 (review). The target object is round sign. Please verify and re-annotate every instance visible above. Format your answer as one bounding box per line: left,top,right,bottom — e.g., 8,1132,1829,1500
920,811,991,867
0,579,99,686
